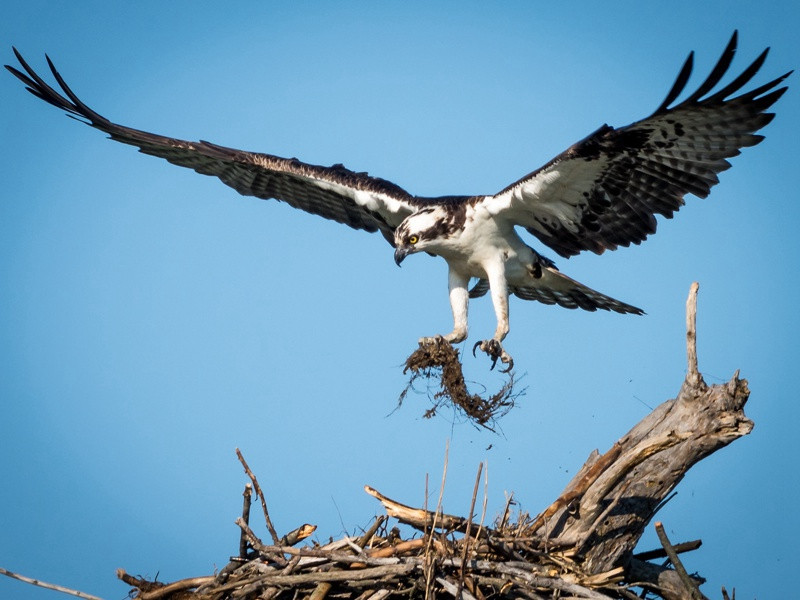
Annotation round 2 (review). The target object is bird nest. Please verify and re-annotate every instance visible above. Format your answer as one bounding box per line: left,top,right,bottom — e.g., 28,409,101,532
3,286,747,600
114,434,726,600
400,339,519,430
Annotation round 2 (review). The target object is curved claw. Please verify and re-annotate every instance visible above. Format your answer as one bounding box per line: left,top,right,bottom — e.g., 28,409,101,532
473,339,514,372
472,340,481,358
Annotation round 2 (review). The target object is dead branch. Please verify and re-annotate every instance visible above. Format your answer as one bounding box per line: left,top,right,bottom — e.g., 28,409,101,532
0,567,104,600
654,522,706,600
236,448,281,545
363,485,475,534
238,483,252,559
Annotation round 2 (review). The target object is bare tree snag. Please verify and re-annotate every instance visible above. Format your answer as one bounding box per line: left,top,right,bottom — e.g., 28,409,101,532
532,283,752,579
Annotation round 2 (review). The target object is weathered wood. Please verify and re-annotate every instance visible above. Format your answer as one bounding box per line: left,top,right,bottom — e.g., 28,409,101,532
529,283,752,579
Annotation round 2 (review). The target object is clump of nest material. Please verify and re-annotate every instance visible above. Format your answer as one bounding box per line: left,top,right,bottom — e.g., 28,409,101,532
400,338,518,430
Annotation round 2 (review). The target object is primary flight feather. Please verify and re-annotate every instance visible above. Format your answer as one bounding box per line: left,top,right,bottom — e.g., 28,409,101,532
6,32,790,371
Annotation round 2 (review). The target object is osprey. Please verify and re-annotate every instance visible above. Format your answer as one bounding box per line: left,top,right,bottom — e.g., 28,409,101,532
6,32,790,371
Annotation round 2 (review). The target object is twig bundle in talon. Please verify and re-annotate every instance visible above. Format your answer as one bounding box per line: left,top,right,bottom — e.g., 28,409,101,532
400,337,517,429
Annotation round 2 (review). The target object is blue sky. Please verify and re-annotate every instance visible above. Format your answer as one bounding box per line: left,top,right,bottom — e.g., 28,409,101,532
1,2,798,598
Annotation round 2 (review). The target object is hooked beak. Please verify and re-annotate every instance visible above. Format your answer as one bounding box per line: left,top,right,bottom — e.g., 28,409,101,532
394,246,409,267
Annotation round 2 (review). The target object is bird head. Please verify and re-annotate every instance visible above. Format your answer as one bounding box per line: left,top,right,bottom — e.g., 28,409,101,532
393,207,448,266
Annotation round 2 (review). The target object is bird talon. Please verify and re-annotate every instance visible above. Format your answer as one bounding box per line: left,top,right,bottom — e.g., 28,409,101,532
419,335,445,347
473,339,513,372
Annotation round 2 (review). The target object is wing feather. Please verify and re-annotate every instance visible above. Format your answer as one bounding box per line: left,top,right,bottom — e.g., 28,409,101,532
6,49,421,244
511,267,643,314
487,32,792,258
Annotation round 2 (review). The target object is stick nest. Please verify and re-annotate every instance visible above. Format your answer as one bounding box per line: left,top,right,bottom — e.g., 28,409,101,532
115,460,707,600
400,338,519,430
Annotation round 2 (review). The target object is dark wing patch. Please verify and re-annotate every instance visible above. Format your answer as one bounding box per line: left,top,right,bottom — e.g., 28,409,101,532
468,278,490,299
490,31,791,258
5,49,421,244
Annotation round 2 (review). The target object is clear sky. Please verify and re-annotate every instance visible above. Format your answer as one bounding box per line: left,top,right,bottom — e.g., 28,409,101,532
1,2,798,598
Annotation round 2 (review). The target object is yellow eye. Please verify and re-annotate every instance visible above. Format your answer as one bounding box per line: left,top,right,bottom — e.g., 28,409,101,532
408,235,419,245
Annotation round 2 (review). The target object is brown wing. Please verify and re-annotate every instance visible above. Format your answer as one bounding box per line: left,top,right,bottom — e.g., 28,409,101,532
6,49,423,244
487,31,791,258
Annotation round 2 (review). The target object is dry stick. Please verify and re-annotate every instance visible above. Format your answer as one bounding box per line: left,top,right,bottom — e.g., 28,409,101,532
0,567,104,600
633,539,702,562
365,485,474,532
307,582,333,600
236,447,281,544
685,282,705,389
357,515,386,549
136,576,215,600
239,482,253,558
367,538,427,558
228,563,416,587
235,517,289,567
476,462,489,545
654,522,705,600
459,462,484,592
426,440,450,600
281,523,318,546
721,586,734,600
437,576,480,600
116,570,154,590
498,492,514,531
493,564,612,600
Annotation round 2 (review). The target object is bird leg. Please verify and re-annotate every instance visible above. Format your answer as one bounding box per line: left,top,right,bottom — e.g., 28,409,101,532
419,268,469,346
472,267,514,372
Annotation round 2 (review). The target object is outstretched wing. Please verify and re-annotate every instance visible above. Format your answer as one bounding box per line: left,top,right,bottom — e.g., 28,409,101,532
487,31,792,258
5,49,420,245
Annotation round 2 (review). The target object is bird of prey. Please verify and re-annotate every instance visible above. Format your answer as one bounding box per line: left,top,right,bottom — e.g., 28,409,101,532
6,32,790,371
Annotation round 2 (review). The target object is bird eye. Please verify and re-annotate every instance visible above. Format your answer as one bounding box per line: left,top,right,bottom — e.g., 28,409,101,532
408,235,419,245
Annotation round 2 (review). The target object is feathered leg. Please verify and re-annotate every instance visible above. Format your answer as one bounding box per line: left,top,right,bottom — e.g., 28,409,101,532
472,263,514,372
420,267,469,344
